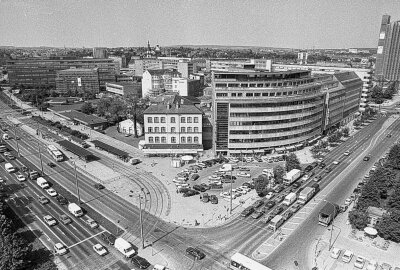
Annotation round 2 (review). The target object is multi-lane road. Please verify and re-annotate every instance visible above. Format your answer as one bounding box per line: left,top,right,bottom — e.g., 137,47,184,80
1,94,399,270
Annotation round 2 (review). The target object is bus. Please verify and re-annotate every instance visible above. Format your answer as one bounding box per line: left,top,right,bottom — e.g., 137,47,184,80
230,253,274,270
47,145,64,162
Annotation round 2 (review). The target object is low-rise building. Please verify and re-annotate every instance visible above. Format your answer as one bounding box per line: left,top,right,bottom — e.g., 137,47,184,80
106,81,141,97
142,102,203,156
118,119,144,137
142,69,180,97
171,77,203,97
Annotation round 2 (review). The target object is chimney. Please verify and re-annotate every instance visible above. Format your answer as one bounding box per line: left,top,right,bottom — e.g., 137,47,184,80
175,102,180,109
167,102,171,109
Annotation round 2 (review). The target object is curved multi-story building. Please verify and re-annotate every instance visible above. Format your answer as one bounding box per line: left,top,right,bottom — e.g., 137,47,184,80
212,69,362,156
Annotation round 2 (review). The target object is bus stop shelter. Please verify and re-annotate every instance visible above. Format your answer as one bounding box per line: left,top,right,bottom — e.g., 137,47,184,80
91,139,130,162
57,140,95,162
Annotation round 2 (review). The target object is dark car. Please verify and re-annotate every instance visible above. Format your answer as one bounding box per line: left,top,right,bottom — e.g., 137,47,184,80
253,200,264,209
271,206,284,216
56,195,68,205
47,162,56,168
325,167,332,173
201,193,210,203
318,162,326,169
296,187,305,195
131,255,151,269
20,166,28,172
0,157,4,163
240,207,255,217
200,183,211,190
264,200,276,210
313,175,323,182
190,174,200,181
274,185,284,193
304,165,313,172
363,156,370,161
94,183,105,190
282,210,294,220
291,203,301,213
292,182,301,189
311,161,319,168
210,195,218,204
193,185,206,192
183,190,200,197
275,195,285,203
100,231,116,245
186,247,205,260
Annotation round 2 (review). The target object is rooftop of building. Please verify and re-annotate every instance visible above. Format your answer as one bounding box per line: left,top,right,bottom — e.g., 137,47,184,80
58,68,98,73
60,110,108,125
149,94,200,106
144,103,202,115
146,69,179,76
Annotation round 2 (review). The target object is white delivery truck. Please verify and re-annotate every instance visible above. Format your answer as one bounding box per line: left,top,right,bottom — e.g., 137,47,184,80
283,192,297,206
114,237,136,258
267,215,285,231
283,169,301,185
5,163,15,173
36,177,50,189
298,187,315,205
68,203,83,217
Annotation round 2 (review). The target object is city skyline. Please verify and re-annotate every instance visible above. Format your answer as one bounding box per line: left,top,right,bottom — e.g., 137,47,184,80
1,0,400,49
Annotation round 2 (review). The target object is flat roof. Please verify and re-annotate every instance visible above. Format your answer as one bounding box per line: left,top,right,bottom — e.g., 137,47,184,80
57,140,94,160
91,140,129,158
60,110,108,125
143,144,203,149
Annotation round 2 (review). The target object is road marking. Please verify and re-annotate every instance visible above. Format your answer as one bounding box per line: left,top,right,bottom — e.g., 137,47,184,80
55,227,66,236
67,230,104,249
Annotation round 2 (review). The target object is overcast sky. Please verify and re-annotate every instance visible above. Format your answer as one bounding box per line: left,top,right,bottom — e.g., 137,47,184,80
1,0,400,49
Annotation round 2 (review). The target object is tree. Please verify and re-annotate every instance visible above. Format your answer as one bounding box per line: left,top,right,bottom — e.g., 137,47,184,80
387,144,400,169
49,90,58,97
273,165,285,184
0,232,32,270
348,209,369,230
376,210,400,243
285,153,301,172
125,94,149,137
97,97,112,117
341,127,350,137
80,102,95,115
254,175,269,196
319,140,328,149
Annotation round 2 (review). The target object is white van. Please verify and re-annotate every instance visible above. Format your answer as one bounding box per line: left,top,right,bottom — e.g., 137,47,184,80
68,203,83,217
5,163,15,173
114,237,136,258
36,177,50,189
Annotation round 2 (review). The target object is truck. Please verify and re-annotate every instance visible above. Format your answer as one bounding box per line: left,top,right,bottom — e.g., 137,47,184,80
36,177,50,189
267,215,285,231
298,184,319,205
114,237,136,258
283,169,301,185
68,203,83,217
318,202,340,226
283,192,297,206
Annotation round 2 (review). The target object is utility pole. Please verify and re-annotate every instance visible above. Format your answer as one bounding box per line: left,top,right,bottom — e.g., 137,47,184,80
139,195,145,249
230,169,233,214
13,125,20,157
37,142,44,175
74,161,81,205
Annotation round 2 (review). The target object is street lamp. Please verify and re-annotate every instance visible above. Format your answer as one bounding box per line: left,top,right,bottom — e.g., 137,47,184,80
37,142,44,175
136,188,149,249
13,124,20,157
71,159,81,205
323,199,338,251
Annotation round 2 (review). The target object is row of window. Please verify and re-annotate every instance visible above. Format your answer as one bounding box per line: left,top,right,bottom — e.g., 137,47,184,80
148,136,199,144
216,87,321,98
148,127,200,133
230,104,323,117
229,111,322,126
228,126,320,144
228,97,323,108
230,119,321,135
147,116,199,123
214,78,314,88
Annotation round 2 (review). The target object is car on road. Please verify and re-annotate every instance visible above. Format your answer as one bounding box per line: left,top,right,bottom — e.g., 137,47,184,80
47,162,56,168
253,200,264,209
282,210,293,220
273,185,284,193
341,250,353,263
330,247,341,259
56,195,68,205
54,243,68,255
185,247,205,260
238,167,250,171
363,156,371,161
46,188,57,197
333,160,340,165
100,231,116,245
94,183,105,190
291,203,301,213
301,174,310,181
131,255,151,269
93,243,108,256
251,211,264,219
43,215,57,226
83,217,99,229
304,165,313,172
20,166,28,172
59,214,72,225
271,206,284,216
343,151,350,156
275,195,285,203
313,175,323,182
264,200,276,210
7,154,15,160
200,183,211,190
325,167,332,173
265,192,275,200
260,214,273,224
38,196,49,204
354,256,365,269
344,198,352,206
16,173,26,182
366,260,378,270
0,157,4,163
240,207,255,217
237,172,251,178
292,182,301,189
319,162,326,169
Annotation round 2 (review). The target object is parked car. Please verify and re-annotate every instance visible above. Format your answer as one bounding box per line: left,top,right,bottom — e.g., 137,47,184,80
59,214,72,225
341,250,353,263
193,185,206,192
43,215,57,226
264,201,276,210
354,256,365,269
381,263,393,270
46,188,58,197
186,247,205,260
210,195,218,204
366,260,378,270
56,195,68,205
183,190,199,197
131,255,151,269
190,174,200,181
265,192,275,200
93,244,108,256
237,172,251,178
344,198,352,206
330,247,341,259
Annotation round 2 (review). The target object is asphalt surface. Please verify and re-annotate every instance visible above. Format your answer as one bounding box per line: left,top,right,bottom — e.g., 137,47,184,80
1,94,397,270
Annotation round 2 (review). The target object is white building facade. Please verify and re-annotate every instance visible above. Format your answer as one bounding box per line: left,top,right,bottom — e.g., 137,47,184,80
118,119,144,136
